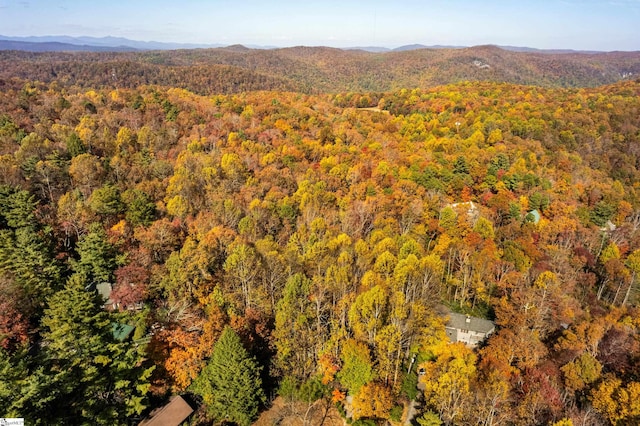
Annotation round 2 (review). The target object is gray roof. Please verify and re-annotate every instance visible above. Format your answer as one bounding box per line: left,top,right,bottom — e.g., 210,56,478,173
446,312,495,334
95,282,113,301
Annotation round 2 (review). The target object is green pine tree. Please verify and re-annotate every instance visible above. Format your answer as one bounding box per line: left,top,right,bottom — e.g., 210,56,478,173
71,222,117,285
0,188,37,228
37,274,153,424
190,326,265,426
88,184,124,217
0,345,30,417
66,132,87,158
0,186,61,315
123,188,156,227
0,346,63,424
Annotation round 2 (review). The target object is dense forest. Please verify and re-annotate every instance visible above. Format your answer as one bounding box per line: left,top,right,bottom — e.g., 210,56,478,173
1,45,640,95
0,67,640,425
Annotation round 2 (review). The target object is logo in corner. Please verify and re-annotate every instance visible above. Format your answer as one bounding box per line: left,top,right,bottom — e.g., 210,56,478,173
0,419,24,426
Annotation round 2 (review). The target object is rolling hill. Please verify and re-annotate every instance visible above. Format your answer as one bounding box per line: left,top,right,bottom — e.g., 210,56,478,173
0,44,638,94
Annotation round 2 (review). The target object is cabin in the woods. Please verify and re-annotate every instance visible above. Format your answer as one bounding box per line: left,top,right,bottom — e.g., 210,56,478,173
526,209,541,224
111,323,135,341
600,220,617,232
445,312,495,348
444,201,481,224
139,395,194,426
95,282,116,310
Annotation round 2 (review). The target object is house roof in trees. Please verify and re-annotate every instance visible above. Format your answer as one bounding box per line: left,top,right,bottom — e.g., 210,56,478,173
138,395,194,426
96,282,112,300
448,201,478,213
95,282,117,309
527,209,541,224
446,312,495,334
446,201,480,221
600,220,617,232
112,323,135,341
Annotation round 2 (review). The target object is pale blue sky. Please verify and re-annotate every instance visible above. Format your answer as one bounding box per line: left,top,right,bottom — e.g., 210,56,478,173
0,0,638,50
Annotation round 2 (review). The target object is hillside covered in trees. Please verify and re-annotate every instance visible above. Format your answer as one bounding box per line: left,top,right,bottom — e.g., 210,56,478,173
1,45,640,95
1,73,640,425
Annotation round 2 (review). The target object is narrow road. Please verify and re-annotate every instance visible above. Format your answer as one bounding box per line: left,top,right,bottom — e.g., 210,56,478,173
405,381,425,425
404,398,419,425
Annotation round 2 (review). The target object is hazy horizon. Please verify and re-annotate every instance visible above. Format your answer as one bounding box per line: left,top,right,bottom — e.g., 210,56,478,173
0,0,638,52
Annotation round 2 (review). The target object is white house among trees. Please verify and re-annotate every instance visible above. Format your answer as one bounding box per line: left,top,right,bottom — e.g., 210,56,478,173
445,312,495,348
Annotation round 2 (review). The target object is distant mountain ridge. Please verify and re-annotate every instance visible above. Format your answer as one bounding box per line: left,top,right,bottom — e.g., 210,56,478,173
0,35,623,54
0,39,138,52
345,45,464,53
1,42,639,94
0,35,223,51
0,35,448,52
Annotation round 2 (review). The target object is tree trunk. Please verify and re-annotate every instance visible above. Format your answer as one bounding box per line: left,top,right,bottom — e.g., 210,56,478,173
623,273,635,306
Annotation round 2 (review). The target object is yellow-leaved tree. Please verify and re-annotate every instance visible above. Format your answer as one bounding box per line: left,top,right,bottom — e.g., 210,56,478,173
351,381,394,420
590,376,640,424
419,341,477,425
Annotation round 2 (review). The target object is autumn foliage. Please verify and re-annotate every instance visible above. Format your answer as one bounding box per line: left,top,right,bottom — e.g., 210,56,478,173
1,74,640,424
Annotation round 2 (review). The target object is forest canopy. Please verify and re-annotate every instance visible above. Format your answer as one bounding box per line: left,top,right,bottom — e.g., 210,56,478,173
1,45,640,95
0,75,640,425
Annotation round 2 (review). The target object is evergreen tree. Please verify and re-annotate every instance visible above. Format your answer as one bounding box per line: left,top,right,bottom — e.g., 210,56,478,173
37,274,152,424
123,188,156,227
71,222,117,285
0,346,61,423
0,186,61,315
0,345,29,417
0,227,61,300
66,132,86,158
0,187,38,228
191,326,265,426
88,184,124,217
